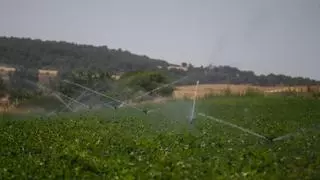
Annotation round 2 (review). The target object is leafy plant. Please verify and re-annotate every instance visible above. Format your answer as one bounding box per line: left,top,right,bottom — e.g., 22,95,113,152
221,86,232,96
0,96,319,179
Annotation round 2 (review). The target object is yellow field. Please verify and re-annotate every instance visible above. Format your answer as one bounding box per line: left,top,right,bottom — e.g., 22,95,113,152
173,84,320,99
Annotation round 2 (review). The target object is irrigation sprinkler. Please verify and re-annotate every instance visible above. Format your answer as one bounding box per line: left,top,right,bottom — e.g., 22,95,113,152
144,108,160,114
131,75,188,101
23,80,74,112
52,93,74,112
198,113,269,141
47,111,57,116
62,75,188,115
272,133,296,142
62,80,144,112
118,75,189,113
142,109,153,114
23,79,90,115
62,80,120,102
118,102,125,108
35,81,90,110
189,80,199,124
59,82,101,113
57,92,89,109
59,90,89,112
271,124,320,142
103,101,121,110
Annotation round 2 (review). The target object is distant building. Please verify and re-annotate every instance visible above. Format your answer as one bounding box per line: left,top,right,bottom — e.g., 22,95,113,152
167,65,188,71
38,69,59,85
0,66,16,82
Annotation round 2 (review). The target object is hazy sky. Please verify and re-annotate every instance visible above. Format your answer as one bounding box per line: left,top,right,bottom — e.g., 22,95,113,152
0,0,320,79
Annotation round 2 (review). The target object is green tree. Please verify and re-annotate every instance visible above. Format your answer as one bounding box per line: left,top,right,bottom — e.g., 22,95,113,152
125,72,174,97
0,78,6,97
181,62,188,67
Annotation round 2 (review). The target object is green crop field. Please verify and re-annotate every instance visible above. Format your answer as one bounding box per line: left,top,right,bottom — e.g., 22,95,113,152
0,96,319,179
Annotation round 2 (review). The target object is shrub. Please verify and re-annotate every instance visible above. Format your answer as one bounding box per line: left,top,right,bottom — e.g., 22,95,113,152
158,85,175,97
243,87,263,97
126,71,174,97
221,86,232,96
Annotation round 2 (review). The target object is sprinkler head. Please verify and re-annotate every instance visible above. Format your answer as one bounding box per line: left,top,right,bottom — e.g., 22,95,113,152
266,135,277,142
268,137,275,142
188,116,196,124
118,103,124,108
191,117,196,122
142,109,149,114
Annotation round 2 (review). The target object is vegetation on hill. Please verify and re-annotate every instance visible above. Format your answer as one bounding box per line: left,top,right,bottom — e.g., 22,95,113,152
0,36,319,88
0,37,169,74
122,71,174,96
174,65,319,86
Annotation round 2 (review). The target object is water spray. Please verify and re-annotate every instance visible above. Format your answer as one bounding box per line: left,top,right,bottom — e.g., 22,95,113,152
59,83,107,113
23,79,90,115
57,92,89,109
119,75,189,114
35,81,90,110
62,76,189,114
62,80,144,112
131,75,188,101
272,124,320,142
59,90,89,113
198,113,268,141
145,108,160,114
141,108,159,115
189,80,199,123
272,133,296,142
52,93,73,112
23,79,73,112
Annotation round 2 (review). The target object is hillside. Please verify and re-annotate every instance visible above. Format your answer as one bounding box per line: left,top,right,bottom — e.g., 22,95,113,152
0,36,319,86
0,37,169,74
183,66,320,86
